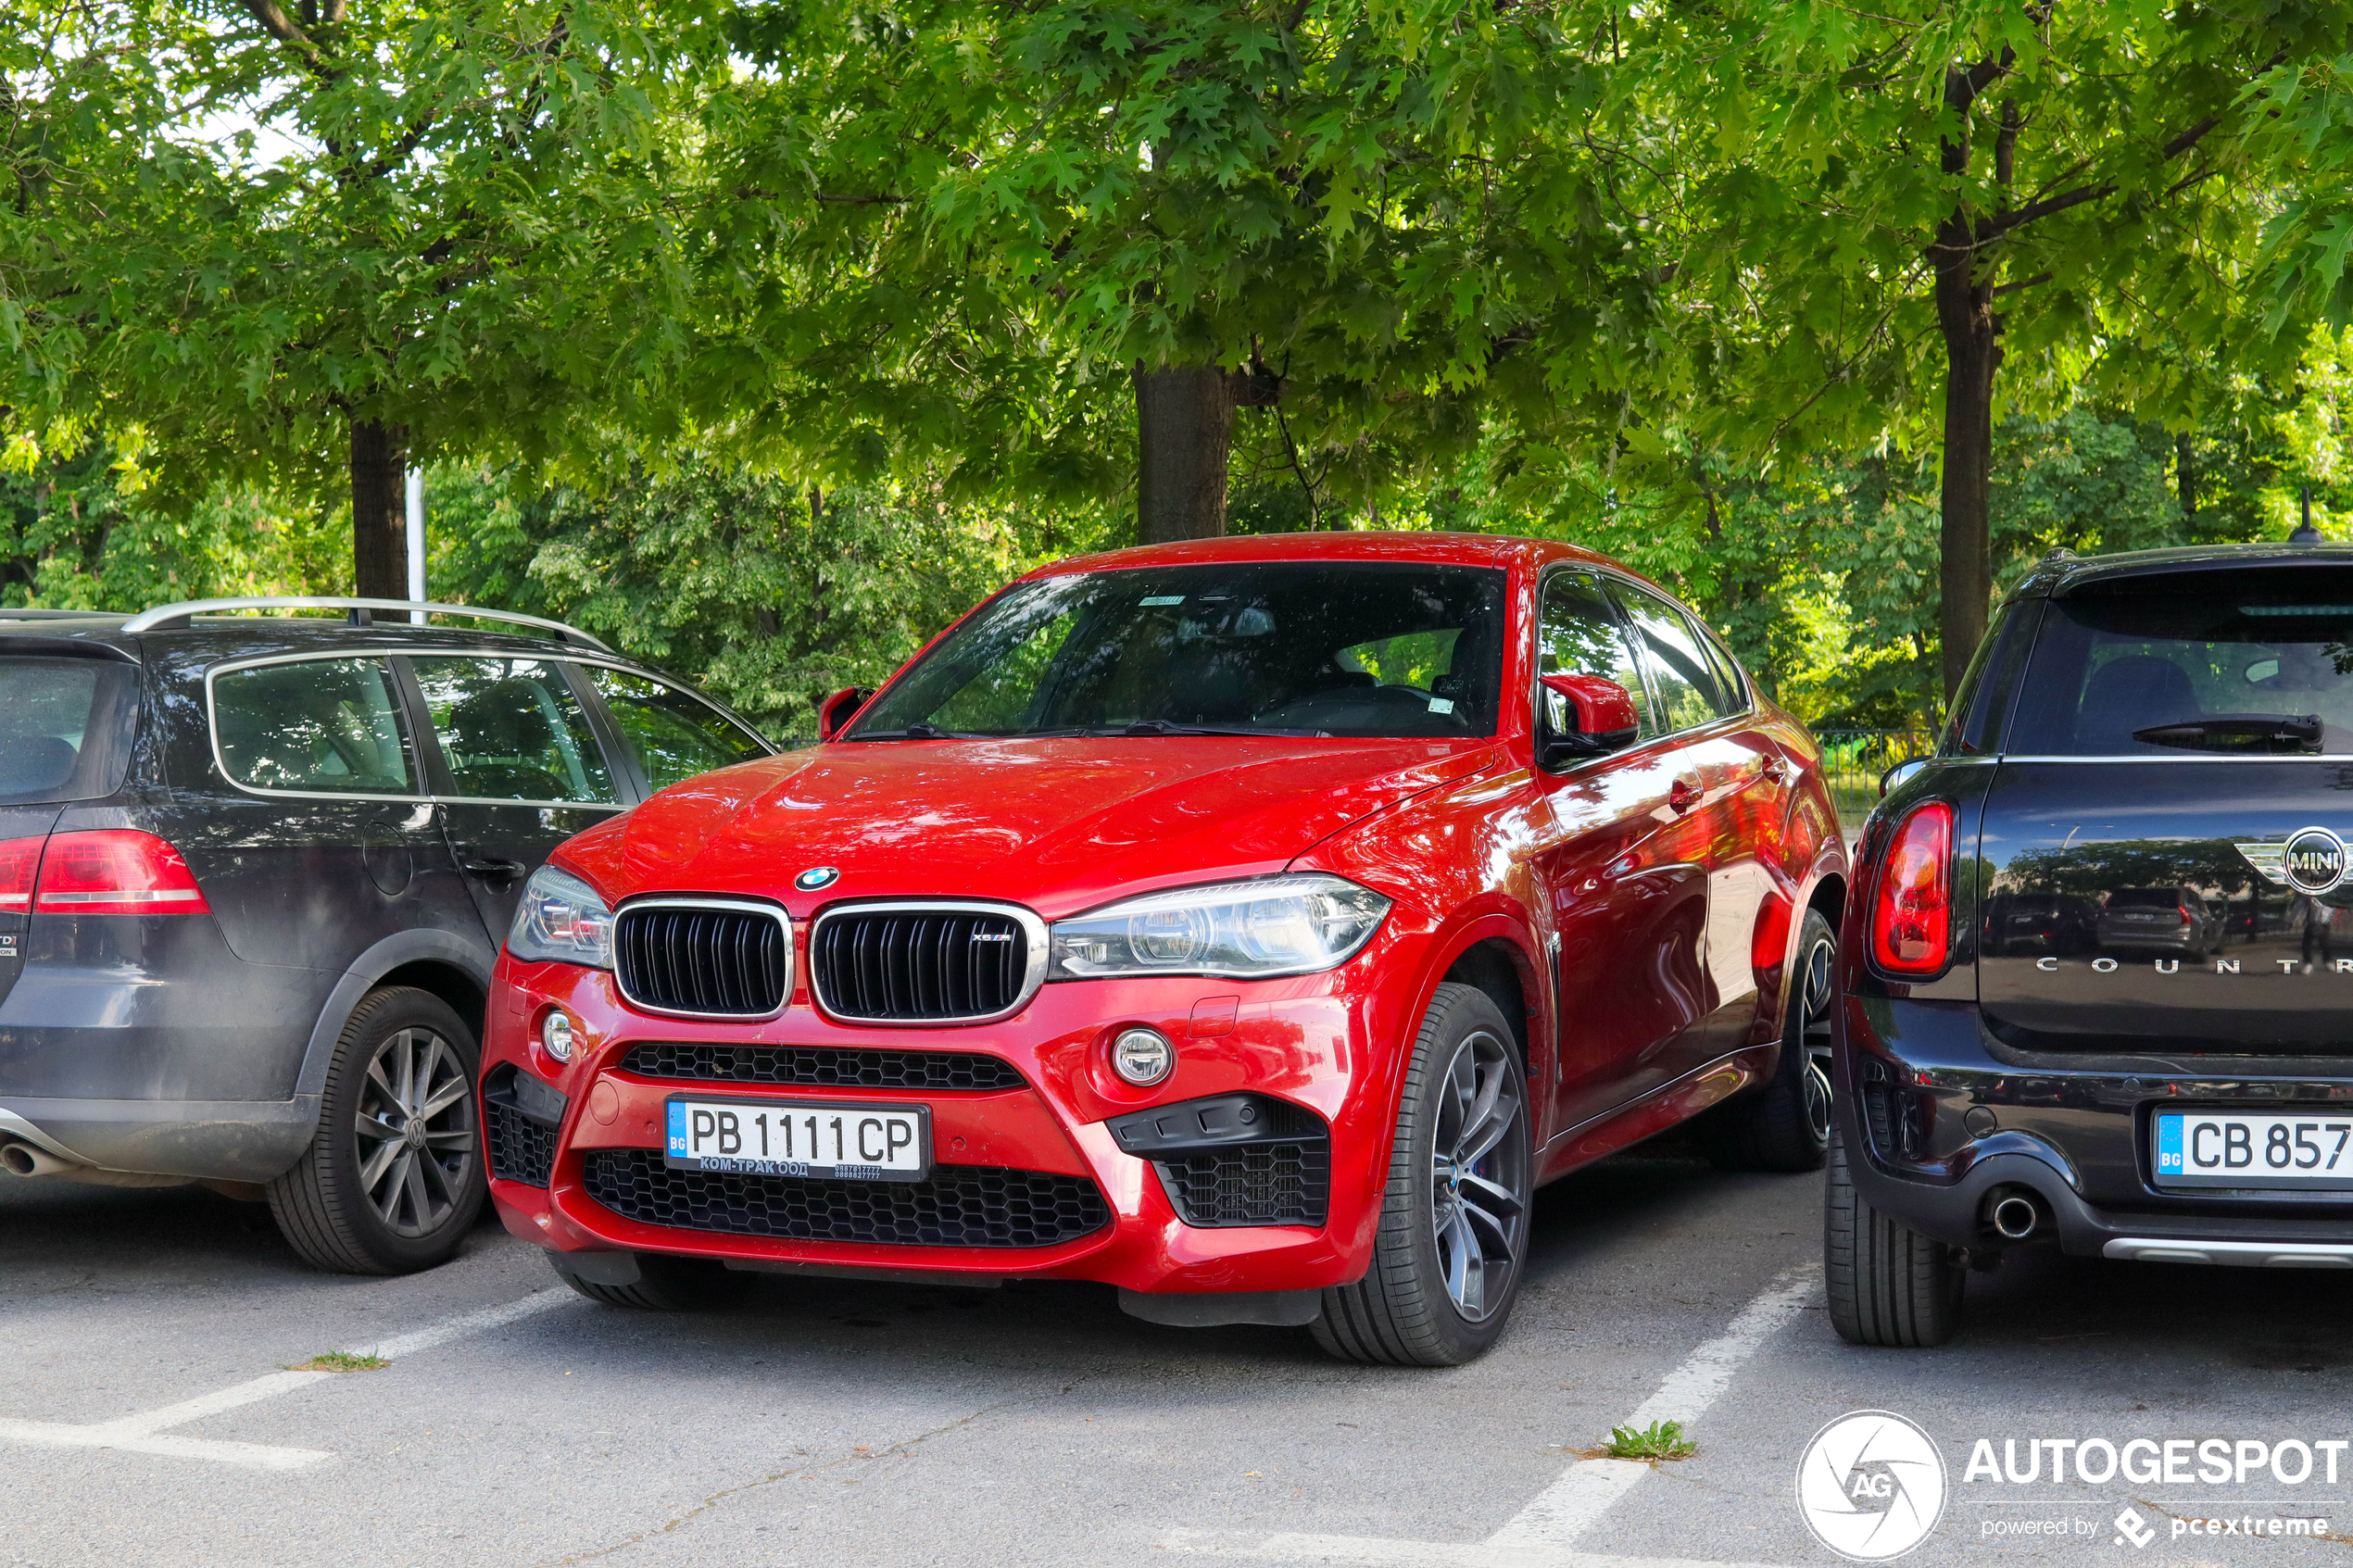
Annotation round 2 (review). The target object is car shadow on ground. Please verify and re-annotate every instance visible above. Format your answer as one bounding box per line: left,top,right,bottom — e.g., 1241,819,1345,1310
1949,1244,2353,1372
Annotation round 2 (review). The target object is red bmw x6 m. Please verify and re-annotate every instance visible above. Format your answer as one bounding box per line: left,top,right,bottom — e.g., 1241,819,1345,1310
481,533,1848,1364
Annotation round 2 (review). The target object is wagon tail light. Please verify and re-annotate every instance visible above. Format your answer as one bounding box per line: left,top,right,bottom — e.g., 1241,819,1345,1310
30,831,211,915
1869,802,1954,975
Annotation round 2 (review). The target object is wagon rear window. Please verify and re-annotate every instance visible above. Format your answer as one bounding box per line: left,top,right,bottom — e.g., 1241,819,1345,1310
2008,571,2353,755
0,657,139,804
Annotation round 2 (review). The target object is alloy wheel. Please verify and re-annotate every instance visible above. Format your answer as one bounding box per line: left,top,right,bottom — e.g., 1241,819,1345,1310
1428,1029,1529,1322
354,1026,478,1237
1798,931,1837,1146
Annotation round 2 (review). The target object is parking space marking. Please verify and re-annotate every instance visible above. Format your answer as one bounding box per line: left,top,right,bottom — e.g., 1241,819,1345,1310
0,1285,576,1472
1164,1263,1819,1566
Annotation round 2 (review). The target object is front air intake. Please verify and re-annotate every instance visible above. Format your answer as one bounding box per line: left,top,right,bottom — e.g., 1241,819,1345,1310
809,902,1046,1024
612,899,791,1018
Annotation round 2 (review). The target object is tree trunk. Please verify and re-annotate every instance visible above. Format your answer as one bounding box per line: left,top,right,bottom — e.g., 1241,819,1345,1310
1133,363,1235,545
350,419,409,599
1931,220,2000,706
2176,431,2196,521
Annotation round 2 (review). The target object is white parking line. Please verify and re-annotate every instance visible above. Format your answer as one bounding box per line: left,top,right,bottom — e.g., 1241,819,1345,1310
0,1286,576,1471
1164,1263,1820,1567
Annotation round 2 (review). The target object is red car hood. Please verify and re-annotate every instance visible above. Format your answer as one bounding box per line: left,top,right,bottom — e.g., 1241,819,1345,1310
559,737,1496,917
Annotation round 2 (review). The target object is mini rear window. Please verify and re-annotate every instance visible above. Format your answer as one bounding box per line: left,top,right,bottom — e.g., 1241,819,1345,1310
0,656,139,804
2009,571,2353,755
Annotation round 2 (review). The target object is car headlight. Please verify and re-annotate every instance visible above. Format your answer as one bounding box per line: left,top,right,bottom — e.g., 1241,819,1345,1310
507,865,615,969
1047,874,1391,981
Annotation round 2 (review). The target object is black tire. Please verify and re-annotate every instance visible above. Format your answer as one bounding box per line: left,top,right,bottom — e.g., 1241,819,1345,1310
1825,1122,1965,1347
1693,909,1836,1173
548,1251,753,1311
268,985,486,1274
1313,983,1532,1367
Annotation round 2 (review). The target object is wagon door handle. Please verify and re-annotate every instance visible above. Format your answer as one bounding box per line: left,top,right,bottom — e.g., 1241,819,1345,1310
455,847,527,882
1667,777,1704,813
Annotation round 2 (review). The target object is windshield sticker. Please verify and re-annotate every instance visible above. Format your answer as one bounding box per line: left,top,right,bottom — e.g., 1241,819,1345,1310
1428,696,1455,714
1139,596,1185,607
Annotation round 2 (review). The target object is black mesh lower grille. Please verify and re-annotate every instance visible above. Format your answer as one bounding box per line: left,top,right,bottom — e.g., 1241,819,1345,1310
1154,1142,1329,1227
582,1149,1109,1248
619,1043,1025,1092
486,1099,557,1188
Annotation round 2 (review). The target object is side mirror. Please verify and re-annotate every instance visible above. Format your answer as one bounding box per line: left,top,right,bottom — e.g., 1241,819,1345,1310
817,686,875,742
1537,673,1642,767
1880,758,1928,797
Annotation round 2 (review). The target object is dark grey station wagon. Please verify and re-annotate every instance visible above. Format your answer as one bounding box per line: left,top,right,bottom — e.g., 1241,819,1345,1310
0,598,771,1272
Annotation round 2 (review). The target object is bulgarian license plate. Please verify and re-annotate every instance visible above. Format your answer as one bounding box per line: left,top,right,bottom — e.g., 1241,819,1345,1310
2154,1111,2353,1191
663,1097,930,1182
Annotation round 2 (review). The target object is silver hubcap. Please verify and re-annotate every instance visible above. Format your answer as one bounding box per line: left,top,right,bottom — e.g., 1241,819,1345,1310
1428,1029,1528,1323
355,1027,476,1237
1798,934,1836,1145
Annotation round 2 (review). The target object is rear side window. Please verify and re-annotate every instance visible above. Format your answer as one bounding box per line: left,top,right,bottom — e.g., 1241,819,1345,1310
589,668,768,791
2010,571,2353,755
1612,583,1739,734
410,657,618,804
213,658,417,796
0,657,139,804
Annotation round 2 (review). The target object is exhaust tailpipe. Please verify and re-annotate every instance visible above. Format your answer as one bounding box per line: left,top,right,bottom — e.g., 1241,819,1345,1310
1985,1186,2045,1242
0,1139,189,1188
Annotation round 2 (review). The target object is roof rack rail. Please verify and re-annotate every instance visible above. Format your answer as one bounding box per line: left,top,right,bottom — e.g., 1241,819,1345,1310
119,596,609,651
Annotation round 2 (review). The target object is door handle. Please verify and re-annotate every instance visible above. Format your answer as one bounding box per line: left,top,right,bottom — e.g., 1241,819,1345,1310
455,848,527,883
1667,777,1703,813
1754,753,1787,784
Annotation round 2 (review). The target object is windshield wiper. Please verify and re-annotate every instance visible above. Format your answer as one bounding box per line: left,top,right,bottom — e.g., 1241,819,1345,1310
850,721,985,741
1110,719,1328,739
2131,713,2322,753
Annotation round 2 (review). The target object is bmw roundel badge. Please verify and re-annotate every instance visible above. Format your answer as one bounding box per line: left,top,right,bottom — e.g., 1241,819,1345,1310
794,866,840,892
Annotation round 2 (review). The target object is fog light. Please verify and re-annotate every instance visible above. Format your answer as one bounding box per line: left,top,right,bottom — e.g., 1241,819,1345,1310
540,1010,575,1063
1111,1027,1173,1085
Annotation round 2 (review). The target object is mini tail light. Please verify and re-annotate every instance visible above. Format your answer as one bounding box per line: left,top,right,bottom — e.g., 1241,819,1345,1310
0,837,41,912
33,831,211,915
1869,801,1954,975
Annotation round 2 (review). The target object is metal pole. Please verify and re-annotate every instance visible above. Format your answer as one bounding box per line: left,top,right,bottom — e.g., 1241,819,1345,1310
403,470,426,621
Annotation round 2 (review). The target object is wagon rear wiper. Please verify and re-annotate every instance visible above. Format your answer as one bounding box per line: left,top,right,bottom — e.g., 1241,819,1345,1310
2131,713,2322,753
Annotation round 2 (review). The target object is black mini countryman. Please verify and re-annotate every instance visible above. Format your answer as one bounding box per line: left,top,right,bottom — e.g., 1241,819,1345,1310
1832,543,2353,1345
0,597,770,1273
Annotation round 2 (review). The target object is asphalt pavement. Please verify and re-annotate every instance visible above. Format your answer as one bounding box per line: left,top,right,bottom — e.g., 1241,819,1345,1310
3,1138,2347,1567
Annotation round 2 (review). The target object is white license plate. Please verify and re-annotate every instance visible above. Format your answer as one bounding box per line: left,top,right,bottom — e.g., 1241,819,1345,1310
2155,1111,2353,1191
663,1097,930,1182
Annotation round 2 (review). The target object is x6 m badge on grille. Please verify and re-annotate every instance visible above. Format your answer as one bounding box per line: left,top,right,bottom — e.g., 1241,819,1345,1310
2236,827,2351,895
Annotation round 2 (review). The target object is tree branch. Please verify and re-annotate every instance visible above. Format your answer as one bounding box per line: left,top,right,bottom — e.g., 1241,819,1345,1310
236,0,333,80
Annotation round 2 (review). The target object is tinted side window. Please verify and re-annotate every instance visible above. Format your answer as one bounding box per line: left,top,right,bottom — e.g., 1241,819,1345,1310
1692,619,1750,713
213,658,417,795
410,657,618,804
589,668,768,792
1537,572,1653,736
1614,584,1732,733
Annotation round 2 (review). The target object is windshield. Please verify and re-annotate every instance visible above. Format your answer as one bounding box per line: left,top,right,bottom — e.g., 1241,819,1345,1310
2009,572,2353,755
848,561,1508,741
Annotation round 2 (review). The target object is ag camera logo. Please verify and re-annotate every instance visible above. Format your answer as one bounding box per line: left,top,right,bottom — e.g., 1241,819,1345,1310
1796,1411,1948,1561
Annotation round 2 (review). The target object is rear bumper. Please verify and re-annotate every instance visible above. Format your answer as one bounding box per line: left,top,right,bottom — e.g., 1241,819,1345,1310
483,924,1431,1297
1836,995,2353,1261
0,1095,319,1181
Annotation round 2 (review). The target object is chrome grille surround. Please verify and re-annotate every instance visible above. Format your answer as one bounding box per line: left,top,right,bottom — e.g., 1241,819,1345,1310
807,900,1050,1026
611,897,793,1020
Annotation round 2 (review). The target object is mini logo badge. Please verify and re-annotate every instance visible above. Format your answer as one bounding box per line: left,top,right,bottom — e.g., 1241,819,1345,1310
1795,1410,1947,1561
2238,827,2350,895
794,866,840,892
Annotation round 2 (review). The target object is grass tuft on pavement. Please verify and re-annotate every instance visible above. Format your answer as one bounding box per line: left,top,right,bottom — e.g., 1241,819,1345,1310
1603,1420,1698,1461
287,1350,388,1373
